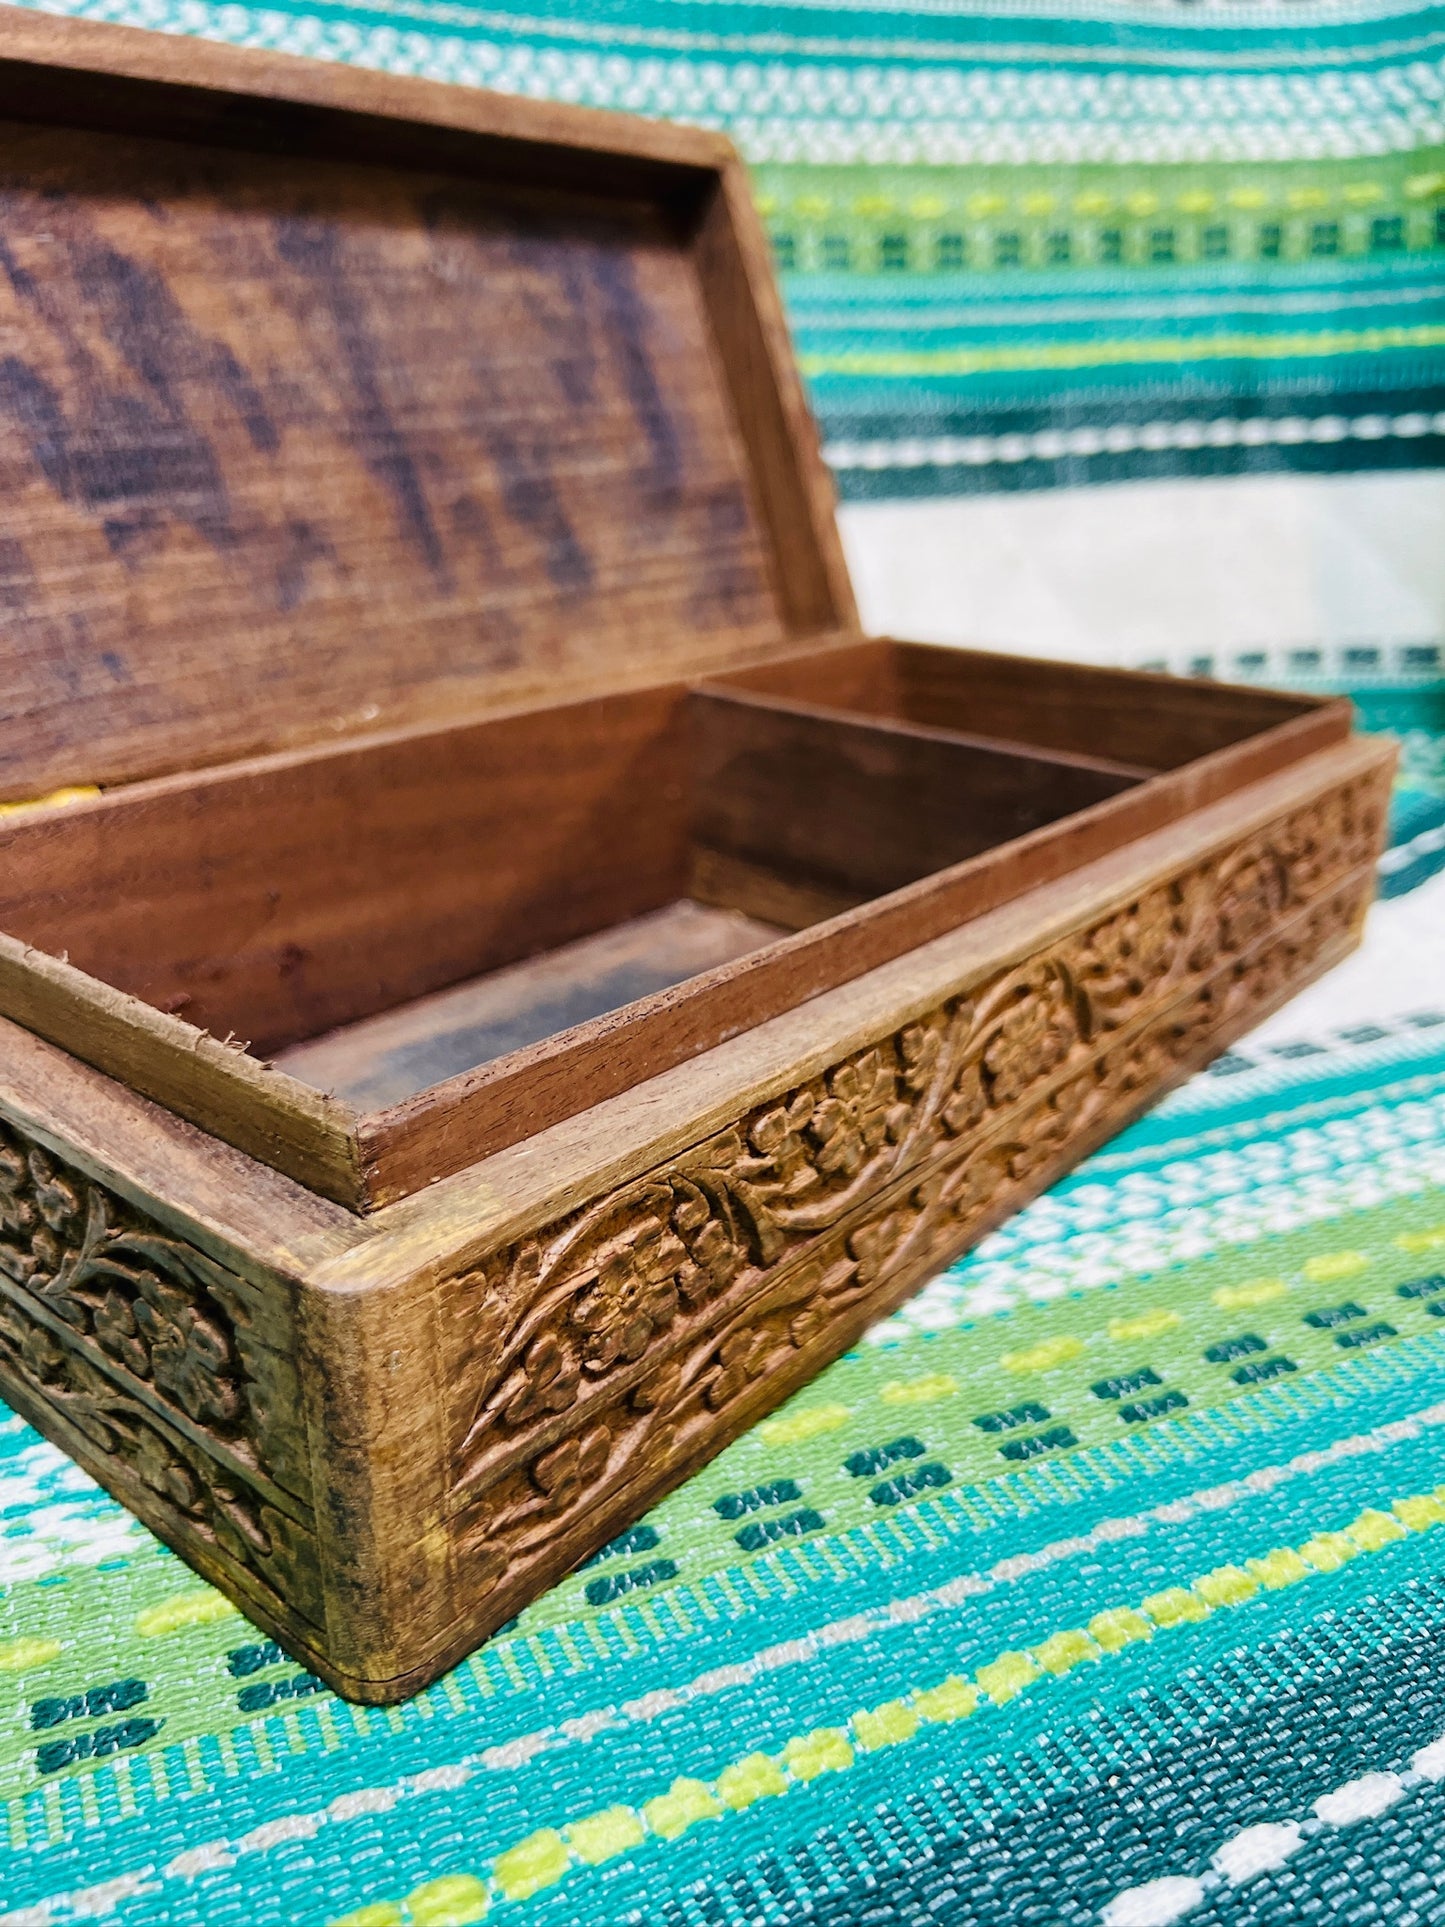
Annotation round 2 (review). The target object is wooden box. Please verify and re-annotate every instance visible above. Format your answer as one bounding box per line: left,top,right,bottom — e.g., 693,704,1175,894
0,10,1393,1701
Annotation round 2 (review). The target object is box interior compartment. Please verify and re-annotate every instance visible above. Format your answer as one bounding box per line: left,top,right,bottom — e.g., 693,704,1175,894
0,637,1328,1130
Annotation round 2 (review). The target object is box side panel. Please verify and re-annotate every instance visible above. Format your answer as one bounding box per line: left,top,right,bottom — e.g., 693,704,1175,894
0,933,362,1205
354,691,1356,1205
336,738,1393,1698
0,1025,369,1675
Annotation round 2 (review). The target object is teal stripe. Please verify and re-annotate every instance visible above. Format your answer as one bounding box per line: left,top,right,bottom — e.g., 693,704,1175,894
22,0,1445,73
529,1570,1445,1927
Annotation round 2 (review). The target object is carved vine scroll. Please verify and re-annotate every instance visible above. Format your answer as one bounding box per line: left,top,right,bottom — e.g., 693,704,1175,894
0,1130,318,1620
0,766,1387,1660
446,772,1385,1574
451,872,1369,1583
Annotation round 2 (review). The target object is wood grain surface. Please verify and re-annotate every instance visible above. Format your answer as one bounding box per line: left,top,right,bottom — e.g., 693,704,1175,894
717,637,1331,771
0,118,790,797
0,689,695,1057
688,687,1138,903
274,901,781,1109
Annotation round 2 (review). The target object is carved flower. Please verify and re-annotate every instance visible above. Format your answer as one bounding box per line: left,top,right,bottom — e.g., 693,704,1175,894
746,1093,818,1194
92,1288,150,1378
0,1146,87,1296
29,1151,82,1235
1191,846,1285,973
807,1051,907,1180
704,1328,773,1411
0,1139,36,1237
982,976,1078,1108
501,1330,581,1427
1278,794,1366,898
1216,855,1280,954
942,1059,987,1138
0,1193,47,1290
1276,822,1322,896
571,1227,684,1372
1084,892,1181,1019
899,1019,945,1096
132,1424,204,1514
670,1181,743,1307
133,1275,243,1428
19,1317,68,1387
531,1424,611,1508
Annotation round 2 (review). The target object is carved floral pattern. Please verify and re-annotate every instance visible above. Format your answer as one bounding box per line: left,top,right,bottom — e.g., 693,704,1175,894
807,1049,910,1177
0,1131,271,1448
0,1281,320,1622
456,863,1371,1580
454,776,1385,1505
980,965,1081,1107
1077,885,1188,1021
571,1217,687,1371
0,1129,313,1615
0,772,1382,1650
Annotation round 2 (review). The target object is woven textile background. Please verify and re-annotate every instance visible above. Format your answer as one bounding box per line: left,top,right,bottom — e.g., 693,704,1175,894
3,3,1445,1925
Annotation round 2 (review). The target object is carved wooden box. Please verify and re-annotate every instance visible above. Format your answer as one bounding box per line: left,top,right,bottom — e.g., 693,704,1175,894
0,10,1394,1700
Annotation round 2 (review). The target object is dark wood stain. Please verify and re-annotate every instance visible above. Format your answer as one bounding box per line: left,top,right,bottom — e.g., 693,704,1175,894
271,211,446,577
0,217,277,560
0,118,780,796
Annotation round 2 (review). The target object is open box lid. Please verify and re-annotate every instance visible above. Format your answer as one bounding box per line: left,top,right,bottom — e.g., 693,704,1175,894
0,9,856,801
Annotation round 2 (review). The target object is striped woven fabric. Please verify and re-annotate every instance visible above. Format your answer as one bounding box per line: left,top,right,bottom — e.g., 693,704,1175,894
3,2,1445,1922
15,0,1445,503
3,951,1445,1926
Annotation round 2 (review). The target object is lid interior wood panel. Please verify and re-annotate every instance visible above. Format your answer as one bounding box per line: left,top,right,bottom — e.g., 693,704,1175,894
0,25,842,799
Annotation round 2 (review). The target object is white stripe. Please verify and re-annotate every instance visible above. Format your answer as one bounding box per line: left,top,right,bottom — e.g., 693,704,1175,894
37,1398,1445,1919
827,411,1445,473
1379,820,1445,876
18,0,1445,166
1211,1821,1304,1882
1102,1733,1445,1922
1103,1878,1206,1927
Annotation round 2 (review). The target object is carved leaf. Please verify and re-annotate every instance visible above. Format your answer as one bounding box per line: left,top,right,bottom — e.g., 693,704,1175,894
447,780,1383,1571
0,1124,291,1492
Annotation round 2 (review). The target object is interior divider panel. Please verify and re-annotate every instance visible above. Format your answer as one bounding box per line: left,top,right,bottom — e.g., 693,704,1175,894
687,686,1142,906
714,637,1324,774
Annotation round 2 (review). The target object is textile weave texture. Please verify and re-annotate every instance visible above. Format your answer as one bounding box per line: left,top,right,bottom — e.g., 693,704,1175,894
3,918,1445,1927
3,1,1445,1924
